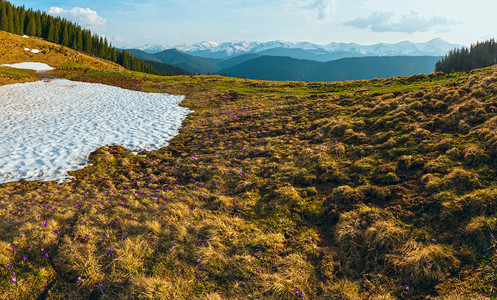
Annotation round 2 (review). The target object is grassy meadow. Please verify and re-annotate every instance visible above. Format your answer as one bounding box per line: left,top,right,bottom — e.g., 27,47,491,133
1,31,497,298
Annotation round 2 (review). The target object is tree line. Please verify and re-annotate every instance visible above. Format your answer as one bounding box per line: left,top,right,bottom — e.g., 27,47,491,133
436,39,497,73
0,0,173,75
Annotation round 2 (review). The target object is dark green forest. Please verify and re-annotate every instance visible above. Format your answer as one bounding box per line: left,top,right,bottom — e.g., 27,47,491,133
436,39,497,73
0,0,186,75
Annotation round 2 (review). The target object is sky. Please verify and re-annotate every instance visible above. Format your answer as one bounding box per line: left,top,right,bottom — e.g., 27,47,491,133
10,0,497,48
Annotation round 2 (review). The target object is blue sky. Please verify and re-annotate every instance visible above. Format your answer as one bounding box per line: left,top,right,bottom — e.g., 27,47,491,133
10,0,497,47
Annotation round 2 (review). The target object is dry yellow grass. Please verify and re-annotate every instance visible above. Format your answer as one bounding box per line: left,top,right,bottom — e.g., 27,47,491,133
1,34,497,298
0,30,121,71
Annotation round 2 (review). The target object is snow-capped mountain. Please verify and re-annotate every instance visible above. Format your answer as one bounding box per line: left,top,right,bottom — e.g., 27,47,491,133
321,39,460,57
137,38,463,61
137,44,169,54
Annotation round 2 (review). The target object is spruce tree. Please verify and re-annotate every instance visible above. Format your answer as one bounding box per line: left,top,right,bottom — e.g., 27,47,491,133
18,6,24,33
25,12,36,36
0,1,8,31
83,31,92,53
7,4,14,32
12,6,19,34
76,30,83,51
35,12,41,36
47,18,55,42
61,24,69,46
0,0,164,76
52,18,60,43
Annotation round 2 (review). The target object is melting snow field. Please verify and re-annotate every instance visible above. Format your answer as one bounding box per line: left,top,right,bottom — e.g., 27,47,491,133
1,62,54,71
0,78,190,183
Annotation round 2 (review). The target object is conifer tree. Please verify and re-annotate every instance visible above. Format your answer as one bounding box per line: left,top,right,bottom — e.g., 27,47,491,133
7,4,13,32
436,39,497,73
12,6,19,34
0,0,167,75
18,7,24,33
35,12,41,36
25,12,36,36
61,24,69,46
75,30,83,50
83,30,92,53
47,18,55,42
0,1,8,31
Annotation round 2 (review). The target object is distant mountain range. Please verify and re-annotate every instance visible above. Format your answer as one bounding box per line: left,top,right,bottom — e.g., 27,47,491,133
125,38,460,81
136,38,462,60
220,56,442,82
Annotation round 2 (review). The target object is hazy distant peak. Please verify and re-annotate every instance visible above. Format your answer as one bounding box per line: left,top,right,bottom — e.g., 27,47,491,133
178,41,221,52
136,44,169,54
136,38,463,59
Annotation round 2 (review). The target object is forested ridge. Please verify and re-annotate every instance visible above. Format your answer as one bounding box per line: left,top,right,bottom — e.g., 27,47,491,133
436,39,497,73
0,0,184,75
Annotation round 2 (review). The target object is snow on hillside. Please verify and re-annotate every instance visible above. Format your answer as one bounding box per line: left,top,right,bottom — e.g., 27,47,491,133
0,78,190,183
2,62,54,71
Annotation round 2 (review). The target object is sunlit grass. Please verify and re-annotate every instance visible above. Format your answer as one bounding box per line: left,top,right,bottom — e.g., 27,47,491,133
1,47,497,298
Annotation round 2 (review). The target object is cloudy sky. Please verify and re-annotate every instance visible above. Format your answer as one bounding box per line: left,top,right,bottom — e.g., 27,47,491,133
9,0,496,47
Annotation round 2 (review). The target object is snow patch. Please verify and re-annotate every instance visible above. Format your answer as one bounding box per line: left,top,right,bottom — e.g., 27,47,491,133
0,79,190,183
1,62,54,72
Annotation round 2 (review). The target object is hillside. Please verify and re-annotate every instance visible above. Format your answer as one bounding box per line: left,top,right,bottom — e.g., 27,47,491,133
124,48,162,63
126,48,221,74
0,31,121,71
0,30,123,85
256,47,351,62
219,55,441,81
127,47,440,81
216,53,262,70
0,29,496,298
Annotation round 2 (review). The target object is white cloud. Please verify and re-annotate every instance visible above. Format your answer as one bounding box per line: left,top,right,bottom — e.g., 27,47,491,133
112,35,126,43
289,0,336,20
47,7,107,31
344,10,459,33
